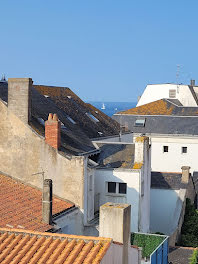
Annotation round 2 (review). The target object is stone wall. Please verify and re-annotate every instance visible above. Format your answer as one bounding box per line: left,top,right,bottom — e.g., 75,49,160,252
0,99,85,208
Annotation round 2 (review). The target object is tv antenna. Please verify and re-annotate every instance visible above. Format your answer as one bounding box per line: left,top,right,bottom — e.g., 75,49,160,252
176,64,181,93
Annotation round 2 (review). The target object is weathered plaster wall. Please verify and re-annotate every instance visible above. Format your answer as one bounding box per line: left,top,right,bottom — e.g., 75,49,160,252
0,100,85,208
95,168,140,232
150,189,180,234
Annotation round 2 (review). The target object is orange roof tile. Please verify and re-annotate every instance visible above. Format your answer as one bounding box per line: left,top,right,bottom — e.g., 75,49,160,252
0,228,112,264
0,174,74,232
118,99,174,115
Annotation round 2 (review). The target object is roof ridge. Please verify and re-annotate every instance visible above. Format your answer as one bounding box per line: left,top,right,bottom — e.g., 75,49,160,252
0,228,112,242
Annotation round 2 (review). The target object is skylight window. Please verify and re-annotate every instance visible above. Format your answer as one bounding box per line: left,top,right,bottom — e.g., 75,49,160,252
61,122,67,130
134,119,145,127
37,118,45,126
67,116,76,124
86,113,99,122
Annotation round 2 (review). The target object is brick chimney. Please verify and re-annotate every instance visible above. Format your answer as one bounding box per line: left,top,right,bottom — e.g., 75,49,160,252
181,166,190,184
99,203,131,264
45,113,61,149
8,78,32,124
42,179,53,225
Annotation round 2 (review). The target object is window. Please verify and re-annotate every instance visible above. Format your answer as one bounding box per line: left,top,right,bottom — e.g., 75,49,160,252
119,183,127,194
169,89,176,98
135,119,146,127
107,182,127,195
86,112,99,122
108,182,116,193
163,146,168,152
67,116,76,124
182,147,187,154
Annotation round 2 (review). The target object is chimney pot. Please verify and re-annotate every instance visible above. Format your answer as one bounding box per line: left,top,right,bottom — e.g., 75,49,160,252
53,113,58,121
42,179,53,225
48,113,53,120
190,79,195,86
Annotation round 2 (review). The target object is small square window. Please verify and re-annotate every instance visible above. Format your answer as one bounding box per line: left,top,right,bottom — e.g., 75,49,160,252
119,183,127,194
108,182,116,193
182,147,187,153
163,146,168,152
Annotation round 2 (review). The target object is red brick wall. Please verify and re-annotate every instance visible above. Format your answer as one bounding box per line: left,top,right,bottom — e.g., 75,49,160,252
45,119,61,149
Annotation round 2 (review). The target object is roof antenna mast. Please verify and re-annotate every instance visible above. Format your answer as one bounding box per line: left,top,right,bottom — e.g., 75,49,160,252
176,64,180,93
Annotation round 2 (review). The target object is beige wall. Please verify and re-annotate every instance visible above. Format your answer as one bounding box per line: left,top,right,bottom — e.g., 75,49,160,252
0,100,85,208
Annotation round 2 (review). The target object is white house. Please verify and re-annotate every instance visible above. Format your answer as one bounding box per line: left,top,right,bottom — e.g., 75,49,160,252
137,80,198,107
113,98,198,175
94,136,151,233
150,167,196,245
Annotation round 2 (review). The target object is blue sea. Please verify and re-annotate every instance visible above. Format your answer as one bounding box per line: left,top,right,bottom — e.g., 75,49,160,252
88,101,137,117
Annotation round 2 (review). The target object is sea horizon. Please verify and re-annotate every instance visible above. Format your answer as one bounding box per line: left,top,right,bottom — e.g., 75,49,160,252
87,101,137,117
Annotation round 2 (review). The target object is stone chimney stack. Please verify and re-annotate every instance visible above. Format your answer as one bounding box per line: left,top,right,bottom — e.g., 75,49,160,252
133,136,149,168
8,78,32,124
181,166,190,184
190,79,195,86
99,203,131,264
42,179,53,225
45,113,61,149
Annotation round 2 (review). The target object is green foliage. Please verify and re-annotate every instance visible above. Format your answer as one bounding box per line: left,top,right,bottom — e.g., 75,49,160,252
131,233,165,258
189,249,198,264
180,198,198,247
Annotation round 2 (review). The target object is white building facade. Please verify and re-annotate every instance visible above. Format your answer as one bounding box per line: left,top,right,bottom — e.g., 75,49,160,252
137,82,198,107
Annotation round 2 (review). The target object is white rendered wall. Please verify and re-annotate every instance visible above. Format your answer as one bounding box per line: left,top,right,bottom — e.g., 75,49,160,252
95,168,140,232
151,136,198,172
101,243,140,264
137,84,197,107
150,189,180,234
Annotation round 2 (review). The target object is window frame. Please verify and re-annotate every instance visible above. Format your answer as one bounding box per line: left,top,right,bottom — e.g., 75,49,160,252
106,182,127,196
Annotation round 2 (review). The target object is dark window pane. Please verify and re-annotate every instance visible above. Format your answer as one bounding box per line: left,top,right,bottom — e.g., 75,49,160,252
163,146,168,152
108,182,116,193
182,147,187,153
119,183,127,194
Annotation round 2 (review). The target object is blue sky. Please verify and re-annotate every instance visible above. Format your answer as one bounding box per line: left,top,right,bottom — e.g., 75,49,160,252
1,1,198,102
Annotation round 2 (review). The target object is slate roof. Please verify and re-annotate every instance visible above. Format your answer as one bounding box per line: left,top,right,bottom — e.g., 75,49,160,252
117,99,198,116
168,246,194,264
0,82,120,155
151,172,182,190
113,114,198,136
96,143,135,169
0,228,112,264
0,173,74,232
34,84,120,139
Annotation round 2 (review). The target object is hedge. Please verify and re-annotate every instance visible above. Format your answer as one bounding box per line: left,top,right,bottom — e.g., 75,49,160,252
131,233,165,258
180,198,198,247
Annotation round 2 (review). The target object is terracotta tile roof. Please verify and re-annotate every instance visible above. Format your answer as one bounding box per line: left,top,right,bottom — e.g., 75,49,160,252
0,174,74,232
0,228,112,263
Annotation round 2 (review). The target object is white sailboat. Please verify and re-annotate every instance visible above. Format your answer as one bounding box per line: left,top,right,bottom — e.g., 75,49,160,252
101,103,106,110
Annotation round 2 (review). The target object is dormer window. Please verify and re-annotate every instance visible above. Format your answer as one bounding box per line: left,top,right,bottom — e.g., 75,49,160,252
135,119,145,127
